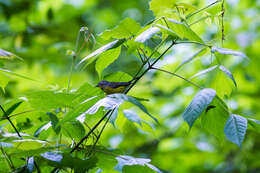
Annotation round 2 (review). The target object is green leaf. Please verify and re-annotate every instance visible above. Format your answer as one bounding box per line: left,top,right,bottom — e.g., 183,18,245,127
115,155,161,173
61,121,85,141
224,114,247,147
13,139,47,150
149,0,177,18
26,91,76,111
153,24,178,38
96,46,121,78
0,72,10,91
47,112,61,134
109,94,158,123
123,109,142,126
123,165,157,173
167,18,204,43
0,68,36,81
135,27,160,43
99,17,141,40
40,151,97,171
183,88,216,128
211,47,247,58
218,65,237,87
248,118,260,132
104,71,133,82
211,70,234,98
5,101,23,116
78,39,124,65
9,145,65,158
34,122,51,137
201,97,229,139
0,49,22,60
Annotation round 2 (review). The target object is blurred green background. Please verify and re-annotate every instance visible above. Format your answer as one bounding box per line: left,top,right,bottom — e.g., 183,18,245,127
0,0,260,172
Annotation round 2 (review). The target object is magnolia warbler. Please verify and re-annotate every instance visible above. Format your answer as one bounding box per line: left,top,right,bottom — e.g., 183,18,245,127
96,80,132,94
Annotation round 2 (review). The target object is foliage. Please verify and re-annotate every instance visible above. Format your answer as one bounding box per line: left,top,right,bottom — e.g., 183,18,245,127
0,0,260,172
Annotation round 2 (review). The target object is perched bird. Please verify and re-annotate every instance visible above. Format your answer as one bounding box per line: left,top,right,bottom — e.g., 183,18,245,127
96,80,132,94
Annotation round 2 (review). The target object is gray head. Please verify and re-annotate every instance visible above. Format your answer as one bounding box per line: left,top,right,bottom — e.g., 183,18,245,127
96,80,109,88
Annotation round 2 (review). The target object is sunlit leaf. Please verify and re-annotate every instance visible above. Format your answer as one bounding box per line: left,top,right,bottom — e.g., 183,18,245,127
96,46,121,78
99,17,141,40
4,101,23,116
0,49,22,60
211,47,247,58
167,18,204,43
183,88,216,128
135,27,160,43
149,0,177,18
224,114,247,147
40,151,97,170
13,139,47,150
78,39,124,65
201,97,229,139
115,155,162,173
153,24,178,38
34,122,52,137
26,91,76,111
0,68,36,81
47,112,61,134
0,72,10,91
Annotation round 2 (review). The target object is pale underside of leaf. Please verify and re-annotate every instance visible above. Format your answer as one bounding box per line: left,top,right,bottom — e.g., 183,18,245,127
224,114,247,147
78,40,120,65
183,88,216,128
135,27,160,43
211,47,247,58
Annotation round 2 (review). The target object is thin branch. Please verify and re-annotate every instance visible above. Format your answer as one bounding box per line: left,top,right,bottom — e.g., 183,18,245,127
70,110,112,153
88,109,115,156
151,67,203,89
0,105,21,137
136,49,145,63
221,0,225,45
186,0,221,19
175,41,208,47
125,41,175,94
84,122,98,138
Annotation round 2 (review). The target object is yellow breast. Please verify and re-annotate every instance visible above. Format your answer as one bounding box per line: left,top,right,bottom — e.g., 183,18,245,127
103,86,126,94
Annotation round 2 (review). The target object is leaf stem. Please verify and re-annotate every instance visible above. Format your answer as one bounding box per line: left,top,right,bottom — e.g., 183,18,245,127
151,67,203,89
186,0,221,19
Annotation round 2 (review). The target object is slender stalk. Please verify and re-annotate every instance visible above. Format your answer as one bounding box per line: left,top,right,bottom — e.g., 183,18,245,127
151,67,203,89
70,110,112,153
88,109,115,156
125,41,175,94
175,41,208,47
0,146,14,170
0,105,21,137
221,0,225,45
186,0,221,19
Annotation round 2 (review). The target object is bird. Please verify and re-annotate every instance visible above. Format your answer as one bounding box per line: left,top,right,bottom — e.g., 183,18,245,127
96,80,132,94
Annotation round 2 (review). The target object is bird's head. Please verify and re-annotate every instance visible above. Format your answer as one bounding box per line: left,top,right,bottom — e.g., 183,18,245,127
96,80,109,88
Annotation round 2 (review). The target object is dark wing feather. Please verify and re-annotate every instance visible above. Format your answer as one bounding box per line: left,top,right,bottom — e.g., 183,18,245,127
108,81,131,88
